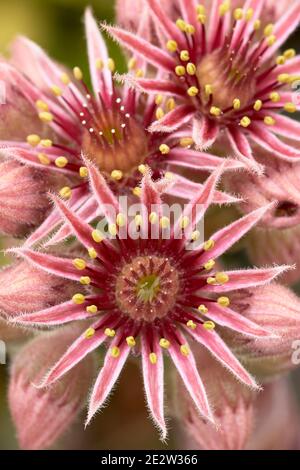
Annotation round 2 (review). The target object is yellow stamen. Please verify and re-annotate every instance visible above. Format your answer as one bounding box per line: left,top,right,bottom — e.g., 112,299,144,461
88,247,98,259
219,1,230,16
59,186,72,199
245,8,254,20
37,153,50,165
284,102,297,113
160,217,170,229
240,116,251,128
233,8,243,21
207,277,217,285
198,304,208,314
180,344,190,356
180,216,190,230
155,94,163,105
204,239,215,251
270,92,280,102
233,98,241,110
253,100,263,111
215,272,229,284
92,229,103,243
205,84,213,96
176,18,187,32
149,212,158,224
276,55,286,66
180,50,190,62
159,144,170,155
191,230,200,241
80,276,91,285
111,346,120,358
116,213,126,227
217,296,230,307
186,62,196,75
27,134,40,147
165,171,174,180
196,5,205,15
175,65,186,76
126,336,136,347
127,57,136,70
278,73,290,83
180,137,193,147
185,24,195,34
264,23,274,37
39,111,53,123
135,214,143,227
105,328,116,338
36,100,49,111
86,304,98,314
72,258,86,270
210,106,222,117
204,259,215,270
253,19,261,30
50,85,62,96
60,73,71,85
187,320,197,330
72,293,86,304
149,352,157,364
55,156,68,168
264,116,276,126
135,69,144,78
79,166,88,178
40,139,52,148
266,35,276,47
138,164,147,174
284,49,296,60
111,169,123,181
108,224,117,237
159,338,170,349
197,14,206,24
133,187,142,197
203,321,215,330
166,98,176,111
156,107,165,120
96,58,104,70
166,40,178,52
73,67,83,81
85,327,95,339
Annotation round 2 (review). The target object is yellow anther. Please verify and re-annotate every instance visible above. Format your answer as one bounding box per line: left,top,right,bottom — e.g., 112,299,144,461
175,65,186,76
88,247,98,259
203,321,215,330
204,259,215,270
264,116,276,126
80,276,91,285
155,94,163,105
219,1,230,16
240,116,251,128
92,229,103,243
128,57,137,69
217,296,230,307
40,139,52,148
191,230,200,241
205,84,213,96
266,35,276,47
108,223,117,237
27,134,40,147
180,50,190,61
135,69,144,78
138,164,147,175
156,107,165,120
180,216,190,230
111,346,120,358
233,98,241,110
253,100,263,111
233,8,243,21
160,216,170,229
72,293,86,305
133,187,142,197
166,40,178,52
196,5,206,15
111,169,123,181
59,186,72,199
176,18,187,32
288,75,300,85
39,111,54,123
159,338,170,349
284,49,296,60
264,23,274,37
204,239,215,251
245,8,254,20
270,92,280,102
60,73,71,85
180,137,193,147
149,352,157,364
86,304,98,314
116,213,126,227
73,258,86,270
159,144,170,155
278,73,290,83
188,86,199,97
284,102,297,113
76,168,88,180
55,156,68,168
197,14,206,24
186,62,196,76
187,320,197,330
180,344,190,356
85,327,95,339
36,100,49,111
215,272,229,284
149,212,158,224
73,67,83,81
167,98,176,111
37,153,50,165
126,336,136,347
51,85,62,96
96,58,104,70
165,172,174,180
276,55,286,66
198,304,208,314
135,214,143,227
253,19,261,30
207,277,217,285
105,328,116,338
186,24,196,34
210,106,222,117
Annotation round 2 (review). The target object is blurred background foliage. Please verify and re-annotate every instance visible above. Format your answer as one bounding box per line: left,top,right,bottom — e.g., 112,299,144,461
0,0,299,451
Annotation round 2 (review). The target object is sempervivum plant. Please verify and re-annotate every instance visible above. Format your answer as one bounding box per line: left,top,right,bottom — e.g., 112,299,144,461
11,161,289,439
107,0,300,172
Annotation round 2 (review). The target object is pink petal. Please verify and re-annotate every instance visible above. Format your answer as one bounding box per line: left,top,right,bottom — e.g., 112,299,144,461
149,105,195,133
268,113,300,142
85,7,112,103
103,23,176,72
167,148,244,171
249,123,300,162
86,333,131,425
230,0,264,50
141,330,166,440
146,0,185,47
13,301,89,326
132,77,185,97
185,326,258,388
192,117,219,151
227,127,264,174
168,331,213,423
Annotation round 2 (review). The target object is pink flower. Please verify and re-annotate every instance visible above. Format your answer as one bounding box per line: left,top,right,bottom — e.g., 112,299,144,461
11,161,289,439
8,326,95,450
0,8,240,246
107,0,300,172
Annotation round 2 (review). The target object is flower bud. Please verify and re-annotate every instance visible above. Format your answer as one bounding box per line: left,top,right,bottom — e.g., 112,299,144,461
225,284,300,379
175,349,255,450
8,326,94,450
